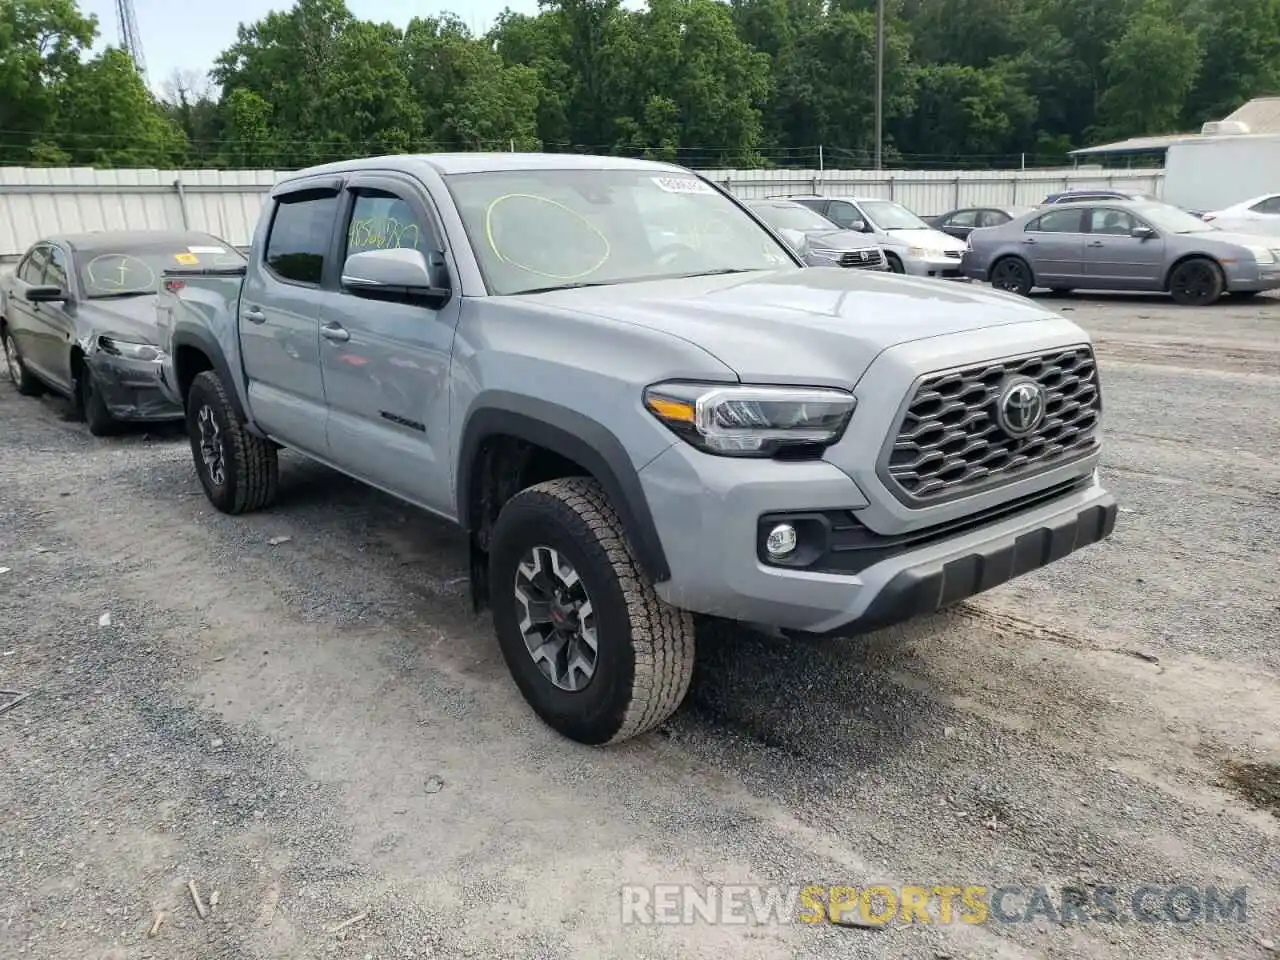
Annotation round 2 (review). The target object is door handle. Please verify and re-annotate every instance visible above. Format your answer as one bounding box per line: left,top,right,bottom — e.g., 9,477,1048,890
243,306,266,323
1087,241,1104,247
1021,237,1037,244
320,323,350,342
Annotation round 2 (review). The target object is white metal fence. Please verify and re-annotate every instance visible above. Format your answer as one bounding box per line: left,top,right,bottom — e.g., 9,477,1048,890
0,164,1165,259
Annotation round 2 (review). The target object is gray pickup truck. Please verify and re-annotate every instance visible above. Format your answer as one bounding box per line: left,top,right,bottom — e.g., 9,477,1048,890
154,153,1117,746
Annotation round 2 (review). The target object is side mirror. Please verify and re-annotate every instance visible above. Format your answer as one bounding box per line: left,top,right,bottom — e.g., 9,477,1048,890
1130,225,1156,240
25,284,66,303
341,248,450,304
850,219,868,233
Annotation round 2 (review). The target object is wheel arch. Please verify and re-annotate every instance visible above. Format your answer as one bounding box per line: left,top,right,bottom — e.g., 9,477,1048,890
990,251,1035,286
1163,252,1224,291
171,326,246,420
457,394,672,601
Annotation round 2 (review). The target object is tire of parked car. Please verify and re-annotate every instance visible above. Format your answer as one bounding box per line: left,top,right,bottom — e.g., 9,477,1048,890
1168,256,1224,307
885,253,905,274
77,366,118,437
488,476,696,746
989,256,1034,297
3,328,44,397
186,370,279,514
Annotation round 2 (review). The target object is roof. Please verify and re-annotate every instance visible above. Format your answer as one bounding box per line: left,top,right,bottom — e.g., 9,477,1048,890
57,229,225,253
1222,96,1280,133
1068,133,1193,157
292,152,689,179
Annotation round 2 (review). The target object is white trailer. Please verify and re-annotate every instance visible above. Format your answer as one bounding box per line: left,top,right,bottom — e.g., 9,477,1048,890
1162,128,1280,215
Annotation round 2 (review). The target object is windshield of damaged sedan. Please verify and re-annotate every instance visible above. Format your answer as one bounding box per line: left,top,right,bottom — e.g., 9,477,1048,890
78,243,247,299
444,168,797,295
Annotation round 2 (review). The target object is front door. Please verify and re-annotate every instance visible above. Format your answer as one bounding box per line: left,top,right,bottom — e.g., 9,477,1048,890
318,177,461,518
1021,208,1087,286
1083,206,1165,287
239,185,340,457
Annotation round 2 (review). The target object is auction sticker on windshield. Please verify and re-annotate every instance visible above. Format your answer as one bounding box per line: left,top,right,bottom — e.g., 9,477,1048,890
174,253,199,265
187,246,227,254
652,176,714,195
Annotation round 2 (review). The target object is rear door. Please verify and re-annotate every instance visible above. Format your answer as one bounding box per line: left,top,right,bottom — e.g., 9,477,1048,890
940,209,979,239
1020,208,1087,286
1083,206,1165,288
318,174,461,516
239,182,341,457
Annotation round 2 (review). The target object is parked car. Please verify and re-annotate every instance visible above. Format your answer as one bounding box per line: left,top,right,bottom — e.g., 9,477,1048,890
1,230,246,434
1201,192,1280,236
155,153,1116,746
780,195,968,277
961,200,1280,305
1041,189,1158,205
744,198,887,269
927,206,1035,241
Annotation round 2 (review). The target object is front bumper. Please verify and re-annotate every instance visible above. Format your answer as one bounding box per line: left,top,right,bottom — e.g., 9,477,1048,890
902,253,969,280
640,440,1116,635
1225,260,1280,293
89,353,183,421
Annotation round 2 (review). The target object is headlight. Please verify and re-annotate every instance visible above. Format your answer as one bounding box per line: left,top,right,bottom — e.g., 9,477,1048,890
643,382,855,457
98,336,162,362
1245,246,1277,264
907,246,946,259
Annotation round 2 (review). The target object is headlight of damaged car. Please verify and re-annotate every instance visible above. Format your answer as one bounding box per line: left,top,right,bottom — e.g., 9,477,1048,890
643,382,855,457
1245,245,1277,264
98,336,162,362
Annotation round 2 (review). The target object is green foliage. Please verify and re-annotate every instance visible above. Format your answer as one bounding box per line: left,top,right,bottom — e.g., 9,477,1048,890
1,0,1277,170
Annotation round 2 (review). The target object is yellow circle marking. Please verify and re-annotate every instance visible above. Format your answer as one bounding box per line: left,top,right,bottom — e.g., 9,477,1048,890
484,193,611,281
86,254,156,292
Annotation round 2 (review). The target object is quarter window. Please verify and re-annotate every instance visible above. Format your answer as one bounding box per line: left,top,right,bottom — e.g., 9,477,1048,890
1026,209,1084,233
946,210,978,228
265,193,340,285
1250,196,1280,214
978,210,1011,227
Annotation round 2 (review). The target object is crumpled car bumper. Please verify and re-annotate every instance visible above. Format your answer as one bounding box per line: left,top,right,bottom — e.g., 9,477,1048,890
88,353,183,421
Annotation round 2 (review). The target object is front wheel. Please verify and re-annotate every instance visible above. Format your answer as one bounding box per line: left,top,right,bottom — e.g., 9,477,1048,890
186,370,278,514
1168,257,1224,306
489,477,696,745
78,366,118,437
885,253,905,274
990,257,1033,297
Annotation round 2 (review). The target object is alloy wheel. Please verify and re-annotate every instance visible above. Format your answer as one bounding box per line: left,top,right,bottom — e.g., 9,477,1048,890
3,334,21,383
513,545,598,692
196,404,226,486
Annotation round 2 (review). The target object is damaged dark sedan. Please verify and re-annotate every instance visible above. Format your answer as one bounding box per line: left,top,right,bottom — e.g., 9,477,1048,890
1,230,245,435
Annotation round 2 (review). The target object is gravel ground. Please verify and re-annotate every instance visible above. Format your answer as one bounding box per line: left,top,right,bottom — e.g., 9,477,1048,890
2,290,1279,960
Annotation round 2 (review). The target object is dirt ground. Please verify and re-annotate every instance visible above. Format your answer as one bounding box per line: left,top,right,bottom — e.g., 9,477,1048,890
2,290,1278,960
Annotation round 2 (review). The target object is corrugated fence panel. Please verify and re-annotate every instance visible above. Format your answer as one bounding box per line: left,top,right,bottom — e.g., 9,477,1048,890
0,165,1166,258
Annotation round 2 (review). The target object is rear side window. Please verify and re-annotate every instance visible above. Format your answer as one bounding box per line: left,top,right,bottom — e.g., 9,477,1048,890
1251,196,1280,214
265,193,339,285
979,210,1011,227
946,210,978,227
1026,209,1084,233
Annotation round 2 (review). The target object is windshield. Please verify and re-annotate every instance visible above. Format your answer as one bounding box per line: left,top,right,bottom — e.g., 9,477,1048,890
78,240,246,298
1137,203,1217,234
750,202,837,233
858,200,930,231
444,169,795,295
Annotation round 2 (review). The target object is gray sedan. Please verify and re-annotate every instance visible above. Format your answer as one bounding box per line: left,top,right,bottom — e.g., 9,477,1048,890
1,229,246,434
744,199,888,270
961,200,1280,305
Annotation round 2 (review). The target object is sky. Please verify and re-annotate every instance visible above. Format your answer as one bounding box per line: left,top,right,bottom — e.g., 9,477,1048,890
80,0,542,95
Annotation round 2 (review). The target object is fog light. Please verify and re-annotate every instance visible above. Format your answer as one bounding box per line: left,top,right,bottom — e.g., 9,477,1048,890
765,523,798,558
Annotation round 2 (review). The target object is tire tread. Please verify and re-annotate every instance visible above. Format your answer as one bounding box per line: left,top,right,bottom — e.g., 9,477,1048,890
190,370,278,513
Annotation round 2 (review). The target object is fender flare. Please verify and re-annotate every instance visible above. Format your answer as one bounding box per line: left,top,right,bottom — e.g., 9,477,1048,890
171,324,247,422
457,393,671,584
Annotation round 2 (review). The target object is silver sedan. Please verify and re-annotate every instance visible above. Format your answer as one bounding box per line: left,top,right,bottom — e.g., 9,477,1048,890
961,200,1280,305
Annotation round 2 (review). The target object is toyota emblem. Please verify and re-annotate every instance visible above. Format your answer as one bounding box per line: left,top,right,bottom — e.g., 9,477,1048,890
996,377,1047,438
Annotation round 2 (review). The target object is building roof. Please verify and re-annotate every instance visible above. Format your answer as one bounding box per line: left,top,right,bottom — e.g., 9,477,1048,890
1070,97,1280,157
1068,134,1194,157
1222,96,1280,133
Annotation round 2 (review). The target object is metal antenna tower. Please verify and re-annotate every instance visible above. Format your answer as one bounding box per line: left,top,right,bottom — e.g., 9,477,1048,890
114,0,149,88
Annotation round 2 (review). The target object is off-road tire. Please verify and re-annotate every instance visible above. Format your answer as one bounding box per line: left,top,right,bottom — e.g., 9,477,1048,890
78,366,118,437
3,328,44,397
186,370,278,514
489,476,696,745
1168,257,1224,306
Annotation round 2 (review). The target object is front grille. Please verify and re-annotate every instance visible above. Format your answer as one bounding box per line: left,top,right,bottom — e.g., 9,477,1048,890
839,249,884,269
881,345,1101,504
944,250,962,259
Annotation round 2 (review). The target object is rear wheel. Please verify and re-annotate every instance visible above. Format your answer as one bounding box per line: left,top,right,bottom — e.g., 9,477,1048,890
489,477,696,745
1168,257,1224,306
3,329,44,396
186,370,278,514
990,256,1033,297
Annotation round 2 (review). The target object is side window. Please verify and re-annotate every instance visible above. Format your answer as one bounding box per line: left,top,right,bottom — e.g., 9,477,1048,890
1087,208,1138,235
946,210,979,228
792,199,826,214
345,190,428,258
1026,209,1084,233
980,210,1011,227
264,193,340,285
17,246,50,285
827,201,860,228
1251,196,1280,214
45,246,69,290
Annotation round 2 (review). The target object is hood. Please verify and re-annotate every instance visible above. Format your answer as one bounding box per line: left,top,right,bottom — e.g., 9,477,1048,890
801,228,881,251
878,228,968,252
78,294,161,344
533,269,1063,386
1203,226,1280,244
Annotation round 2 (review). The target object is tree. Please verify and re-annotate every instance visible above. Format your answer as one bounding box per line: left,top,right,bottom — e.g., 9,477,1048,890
1183,0,1280,125
1096,0,1201,141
